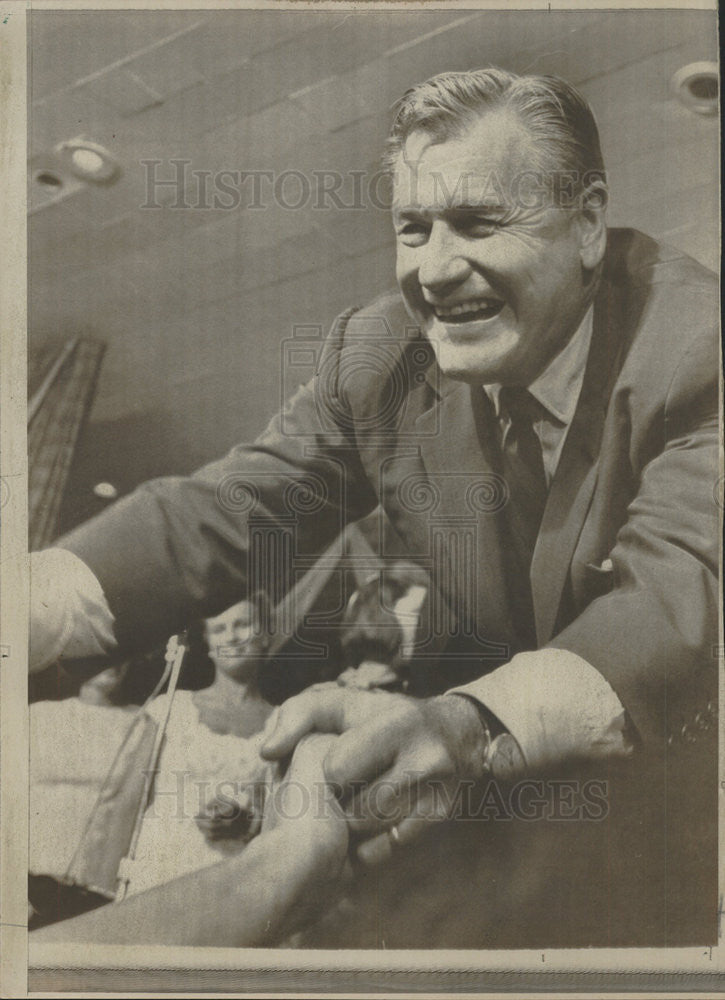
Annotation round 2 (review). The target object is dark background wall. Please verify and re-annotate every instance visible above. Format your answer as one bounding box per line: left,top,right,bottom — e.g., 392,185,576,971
27,9,718,532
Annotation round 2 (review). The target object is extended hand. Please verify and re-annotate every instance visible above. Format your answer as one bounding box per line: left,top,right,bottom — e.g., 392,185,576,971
261,687,490,864
262,733,349,876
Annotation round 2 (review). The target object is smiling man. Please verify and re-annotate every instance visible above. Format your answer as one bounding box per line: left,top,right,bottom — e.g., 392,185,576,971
391,106,604,388
30,68,719,947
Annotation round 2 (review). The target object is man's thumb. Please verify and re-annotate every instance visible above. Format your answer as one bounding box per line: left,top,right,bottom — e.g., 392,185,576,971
260,710,290,758
260,687,345,758
260,702,316,758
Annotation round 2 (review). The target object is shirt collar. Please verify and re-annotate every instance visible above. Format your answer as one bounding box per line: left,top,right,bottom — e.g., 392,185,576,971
485,305,594,427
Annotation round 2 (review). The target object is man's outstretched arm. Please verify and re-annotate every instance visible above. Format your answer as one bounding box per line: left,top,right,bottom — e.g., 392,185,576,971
29,307,377,665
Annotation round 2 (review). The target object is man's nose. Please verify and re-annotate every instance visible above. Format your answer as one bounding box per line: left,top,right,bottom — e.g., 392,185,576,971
417,224,471,294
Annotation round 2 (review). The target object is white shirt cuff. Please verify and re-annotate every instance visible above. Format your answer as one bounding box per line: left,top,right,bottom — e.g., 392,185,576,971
448,648,634,773
29,548,117,672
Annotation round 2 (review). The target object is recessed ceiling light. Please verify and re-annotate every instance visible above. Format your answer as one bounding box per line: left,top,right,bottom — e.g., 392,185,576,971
671,62,718,116
54,138,121,184
70,147,107,176
93,482,119,500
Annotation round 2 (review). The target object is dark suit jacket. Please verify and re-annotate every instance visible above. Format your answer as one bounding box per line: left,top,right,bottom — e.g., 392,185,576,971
61,228,720,945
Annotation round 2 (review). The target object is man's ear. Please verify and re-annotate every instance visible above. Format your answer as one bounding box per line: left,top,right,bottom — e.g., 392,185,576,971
576,179,608,270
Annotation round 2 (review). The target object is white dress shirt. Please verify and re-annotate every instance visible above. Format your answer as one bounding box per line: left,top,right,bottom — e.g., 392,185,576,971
484,304,594,486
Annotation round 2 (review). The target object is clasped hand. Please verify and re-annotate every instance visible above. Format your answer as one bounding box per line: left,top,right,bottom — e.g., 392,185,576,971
261,686,489,865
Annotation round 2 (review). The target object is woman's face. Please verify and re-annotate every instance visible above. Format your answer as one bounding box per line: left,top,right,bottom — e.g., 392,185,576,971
204,601,262,680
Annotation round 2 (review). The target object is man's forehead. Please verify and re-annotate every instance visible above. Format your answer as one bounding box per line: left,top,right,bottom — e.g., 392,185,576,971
392,111,535,212
392,167,510,213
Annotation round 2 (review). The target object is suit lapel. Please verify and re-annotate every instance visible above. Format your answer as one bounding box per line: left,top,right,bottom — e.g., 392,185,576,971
531,273,627,645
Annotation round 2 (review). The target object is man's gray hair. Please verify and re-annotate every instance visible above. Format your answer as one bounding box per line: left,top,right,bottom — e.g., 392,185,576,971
384,67,607,196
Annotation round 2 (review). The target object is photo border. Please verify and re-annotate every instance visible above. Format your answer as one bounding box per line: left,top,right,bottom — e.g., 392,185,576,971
2,0,722,995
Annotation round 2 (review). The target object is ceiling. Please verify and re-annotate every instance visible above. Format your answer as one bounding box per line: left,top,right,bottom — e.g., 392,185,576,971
28,8,719,497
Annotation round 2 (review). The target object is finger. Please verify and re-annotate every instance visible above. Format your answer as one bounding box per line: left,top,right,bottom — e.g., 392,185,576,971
262,734,344,834
263,749,349,851
260,687,346,758
344,769,420,835
355,830,395,867
322,722,400,795
338,741,440,830
261,687,386,759
261,707,280,740
286,733,340,782
355,789,449,867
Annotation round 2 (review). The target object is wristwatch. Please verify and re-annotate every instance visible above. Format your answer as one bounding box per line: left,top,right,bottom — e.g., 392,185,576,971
453,694,526,782
487,731,526,782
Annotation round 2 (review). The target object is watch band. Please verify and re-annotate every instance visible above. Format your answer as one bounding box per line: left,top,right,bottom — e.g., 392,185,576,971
450,693,527,782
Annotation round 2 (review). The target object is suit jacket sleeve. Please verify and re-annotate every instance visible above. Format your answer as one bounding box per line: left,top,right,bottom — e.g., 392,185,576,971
58,309,379,653
548,325,720,746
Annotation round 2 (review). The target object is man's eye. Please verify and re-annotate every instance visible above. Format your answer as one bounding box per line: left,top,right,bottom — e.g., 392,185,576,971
396,223,430,246
462,217,500,236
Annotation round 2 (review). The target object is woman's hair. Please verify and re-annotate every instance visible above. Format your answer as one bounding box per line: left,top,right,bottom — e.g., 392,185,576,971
384,67,606,200
340,562,429,671
184,618,216,688
340,575,404,669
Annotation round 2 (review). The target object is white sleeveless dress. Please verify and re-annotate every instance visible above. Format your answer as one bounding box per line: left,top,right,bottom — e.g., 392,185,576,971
126,690,273,896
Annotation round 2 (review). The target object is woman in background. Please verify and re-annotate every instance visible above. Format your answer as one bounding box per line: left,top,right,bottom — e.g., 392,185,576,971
126,593,276,895
191,594,274,737
30,593,277,921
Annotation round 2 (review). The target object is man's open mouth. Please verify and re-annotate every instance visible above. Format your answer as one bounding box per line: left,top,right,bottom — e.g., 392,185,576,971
431,298,505,323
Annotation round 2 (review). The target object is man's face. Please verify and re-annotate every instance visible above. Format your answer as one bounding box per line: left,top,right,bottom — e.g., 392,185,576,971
393,110,599,386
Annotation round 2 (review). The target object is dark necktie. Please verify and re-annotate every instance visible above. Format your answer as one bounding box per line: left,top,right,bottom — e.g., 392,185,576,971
498,385,548,648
